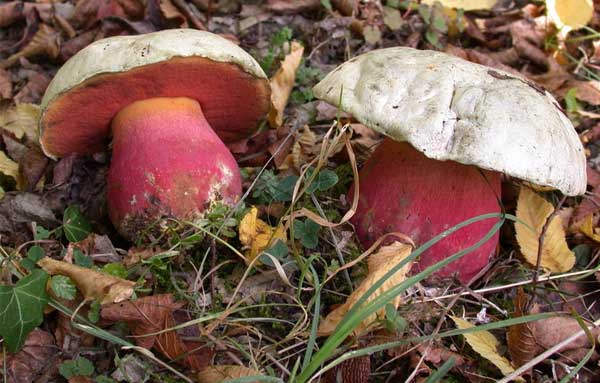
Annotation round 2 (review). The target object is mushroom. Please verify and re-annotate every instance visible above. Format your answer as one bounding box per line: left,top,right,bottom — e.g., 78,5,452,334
39,29,270,239
313,47,586,282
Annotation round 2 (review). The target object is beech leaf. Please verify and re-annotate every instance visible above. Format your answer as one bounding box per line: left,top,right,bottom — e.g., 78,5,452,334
268,41,304,128
515,187,575,273
0,103,40,141
318,241,412,336
37,257,134,304
197,365,262,383
451,316,517,377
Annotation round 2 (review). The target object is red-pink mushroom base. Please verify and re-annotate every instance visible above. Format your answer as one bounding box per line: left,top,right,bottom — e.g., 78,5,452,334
351,139,502,282
107,97,241,238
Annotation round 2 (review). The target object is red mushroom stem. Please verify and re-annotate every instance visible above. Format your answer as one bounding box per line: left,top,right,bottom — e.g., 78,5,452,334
351,139,502,282
107,97,241,237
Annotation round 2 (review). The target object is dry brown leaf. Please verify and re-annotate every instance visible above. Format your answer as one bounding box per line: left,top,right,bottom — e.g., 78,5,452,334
13,72,50,104
507,288,536,369
279,125,318,170
18,145,48,191
198,365,262,383
159,0,188,27
451,316,518,377
318,241,412,336
239,206,286,262
0,328,58,383
515,187,575,273
37,257,134,304
266,0,321,14
1,25,60,69
0,69,11,99
560,80,600,106
0,103,40,141
323,356,371,383
101,294,213,371
267,41,304,128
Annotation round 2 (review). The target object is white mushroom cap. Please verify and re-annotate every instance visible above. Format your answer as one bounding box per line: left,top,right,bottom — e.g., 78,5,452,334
41,29,266,112
313,47,586,196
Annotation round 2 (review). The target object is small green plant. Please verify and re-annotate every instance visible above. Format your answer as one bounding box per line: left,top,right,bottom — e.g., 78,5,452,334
419,3,448,49
20,245,44,271
50,275,77,300
293,219,321,249
63,205,92,242
252,169,299,204
59,356,95,379
261,26,294,73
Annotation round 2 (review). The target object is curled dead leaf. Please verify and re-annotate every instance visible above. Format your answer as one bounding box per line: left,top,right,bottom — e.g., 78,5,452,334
1,25,60,69
197,365,262,383
239,206,286,262
0,150,20,189
515,187,575,273
37,257,134,304
323,356,371,383
0,103,40,142
268,41,304,128
507,288,536,369
580,214,600,242
318,241,412,336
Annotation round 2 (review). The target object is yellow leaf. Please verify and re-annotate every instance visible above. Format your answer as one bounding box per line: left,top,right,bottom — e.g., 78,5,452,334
318,242,412,336
267,41,304,128
421,0,497,10
38,257,135,304
239,207,286,262
198,365,262,383
515,187,574,273
0,150,19,183
451,316,518,377
546,0,593,31
580,214,600,242
0,103,40,141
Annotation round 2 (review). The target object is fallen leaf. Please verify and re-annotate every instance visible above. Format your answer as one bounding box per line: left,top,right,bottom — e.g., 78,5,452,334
559,80,600,106
19,145,48,191
266,0,321,14
515,187,575,273
0,103,40,141
37,257,134,304
268,41,304,128
318,242,412,336
159,0,188,27
546,0,593,31
531,315,600,352
0,150,20,187
279,125,318,170
0,25,60,69
507,288,536,369
382,6,403,31
421,0,497,10
198,365,262,383
14,72,50,104
0,69,11,99
0,328,58,383
239,206,286,262
579,214,600,242
101,294,212,371
451,316,517,377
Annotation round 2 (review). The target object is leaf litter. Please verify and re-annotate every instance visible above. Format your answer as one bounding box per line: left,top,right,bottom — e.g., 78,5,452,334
1,0,600,382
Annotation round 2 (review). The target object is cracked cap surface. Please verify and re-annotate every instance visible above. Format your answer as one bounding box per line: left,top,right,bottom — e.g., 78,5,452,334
313,47,586,196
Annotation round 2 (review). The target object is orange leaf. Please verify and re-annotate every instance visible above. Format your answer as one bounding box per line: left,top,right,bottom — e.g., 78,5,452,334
267,41,304,128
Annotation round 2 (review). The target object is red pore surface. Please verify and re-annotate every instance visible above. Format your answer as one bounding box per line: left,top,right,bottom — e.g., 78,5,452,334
107,97,241,238
40,57,270,157
351,139,502,282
